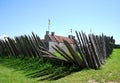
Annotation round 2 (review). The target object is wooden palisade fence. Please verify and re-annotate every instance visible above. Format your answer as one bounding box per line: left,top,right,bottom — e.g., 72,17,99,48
0,32,54,58
0,31,115,69
53,31,115,69
0,32,68,64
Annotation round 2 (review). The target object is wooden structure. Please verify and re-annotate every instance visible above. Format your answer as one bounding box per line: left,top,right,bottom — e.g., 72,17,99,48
0,31,115,69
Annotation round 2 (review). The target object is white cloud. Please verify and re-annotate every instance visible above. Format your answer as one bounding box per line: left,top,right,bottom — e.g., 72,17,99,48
0,34,9,40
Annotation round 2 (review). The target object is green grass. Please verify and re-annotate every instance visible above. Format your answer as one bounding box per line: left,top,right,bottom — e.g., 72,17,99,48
0,64,36,83
0,56,75,83
0,49,120,83
53,49,120,83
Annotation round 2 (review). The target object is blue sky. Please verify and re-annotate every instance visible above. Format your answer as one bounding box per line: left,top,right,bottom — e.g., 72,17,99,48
0,0,120,44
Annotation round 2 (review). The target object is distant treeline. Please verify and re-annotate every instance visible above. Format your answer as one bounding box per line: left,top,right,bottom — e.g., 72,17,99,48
114,44,120,48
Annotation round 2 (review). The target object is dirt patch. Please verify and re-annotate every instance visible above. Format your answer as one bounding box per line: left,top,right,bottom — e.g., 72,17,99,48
88,79,118,83
88,79,99,83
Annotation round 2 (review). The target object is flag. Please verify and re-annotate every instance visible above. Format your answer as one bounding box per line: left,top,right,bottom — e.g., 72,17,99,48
48,19,51,25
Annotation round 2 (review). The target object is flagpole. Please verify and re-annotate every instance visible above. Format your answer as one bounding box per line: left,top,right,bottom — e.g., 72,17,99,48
48,19,51,32
70,28,72,35
90,27,92,33
48,23,50,32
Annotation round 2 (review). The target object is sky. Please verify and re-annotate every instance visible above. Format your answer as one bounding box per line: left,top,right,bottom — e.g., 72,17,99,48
0,0,120,44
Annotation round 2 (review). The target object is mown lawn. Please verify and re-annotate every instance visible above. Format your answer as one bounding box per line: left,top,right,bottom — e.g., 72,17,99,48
0,64,36,83
52,49,120,83
0,49,120,83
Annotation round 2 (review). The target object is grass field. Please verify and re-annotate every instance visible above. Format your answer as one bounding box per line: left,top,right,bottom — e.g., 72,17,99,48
0,49,120,83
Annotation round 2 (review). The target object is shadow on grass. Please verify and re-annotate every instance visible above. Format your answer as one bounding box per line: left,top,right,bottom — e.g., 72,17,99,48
27,64,80,81
0,56,81,81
